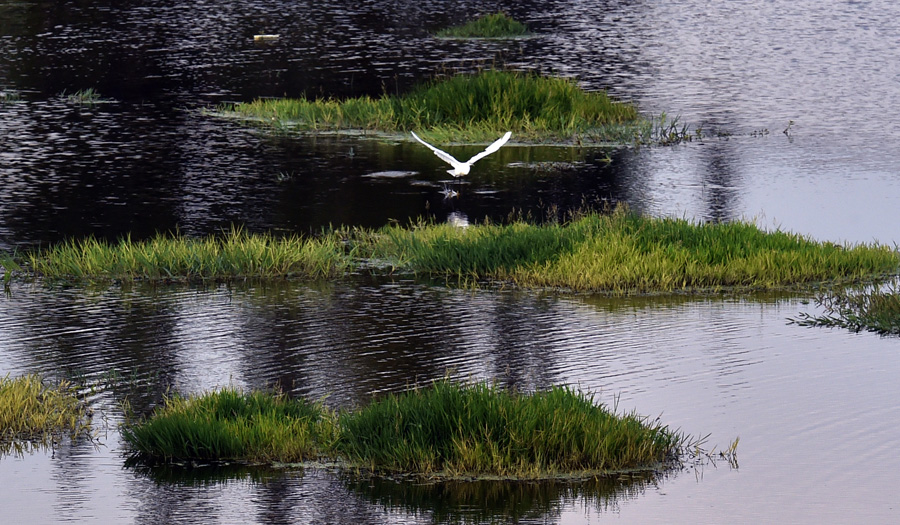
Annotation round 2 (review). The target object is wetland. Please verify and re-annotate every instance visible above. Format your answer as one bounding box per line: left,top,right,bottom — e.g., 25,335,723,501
2,0,900,523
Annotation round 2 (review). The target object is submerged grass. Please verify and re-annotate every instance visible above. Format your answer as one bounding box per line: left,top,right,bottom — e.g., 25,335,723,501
0,374,92,455
374,208,899,293
122,380,683,478
790,284,900,335
26,227,354,282
226,70,641,143
121,388,335,464
337,380,682,477
435,12,529,39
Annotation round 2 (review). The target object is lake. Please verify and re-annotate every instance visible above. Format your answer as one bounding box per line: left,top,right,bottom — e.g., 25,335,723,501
1,0,899,523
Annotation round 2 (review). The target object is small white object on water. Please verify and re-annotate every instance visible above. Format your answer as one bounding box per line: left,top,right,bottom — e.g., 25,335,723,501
411,131,512,177
440,185,459,199
253,34,280,41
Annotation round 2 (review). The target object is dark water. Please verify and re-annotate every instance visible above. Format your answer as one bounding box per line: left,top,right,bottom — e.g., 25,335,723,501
2,0,900,523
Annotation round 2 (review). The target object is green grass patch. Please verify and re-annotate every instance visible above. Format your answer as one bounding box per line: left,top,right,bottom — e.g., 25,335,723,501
25,227,355,283
373,208,899,293
121,388,336,464
435,12,529,39
790,284,900,335
0,374,92,455
336,380,683,477
225,70,641,143
63,88,104,105
121,380,684,478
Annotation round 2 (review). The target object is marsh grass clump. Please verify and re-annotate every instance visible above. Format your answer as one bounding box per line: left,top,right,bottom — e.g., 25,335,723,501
791,284,900,335
0,374,92,455
337,379,683,477
375,208,899,293
64,88,103,105
435,12,529,39
226,70,641,143
120,388,335,464
27,227,354,282
0,89,22,103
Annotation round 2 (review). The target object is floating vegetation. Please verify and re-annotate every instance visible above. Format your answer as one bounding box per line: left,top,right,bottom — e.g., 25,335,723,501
224,70,642,144
121,380,688,479
790,283,900,335
435,12,529,39
0,374,92,456
25,226,355,283
63,88,104,105
374,207,899,294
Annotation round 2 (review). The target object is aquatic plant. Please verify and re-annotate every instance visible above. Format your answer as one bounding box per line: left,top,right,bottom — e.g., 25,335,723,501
225,70,641,143
435,12,529,39
374,207,899,293
26,227,355,282
790,284,900,335
0,374,92,456
0,89,22,103
64,88,103,105
121,388,335,464
121,380,684,478
337,379,683,477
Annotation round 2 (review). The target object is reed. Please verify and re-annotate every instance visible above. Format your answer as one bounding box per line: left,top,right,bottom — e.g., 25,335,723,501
435,12,529,39
790,284,900,335
0,374,91,455
64,88,103,105
120,387,335,464
27,227,354,282
375,208,899,293
226,70,641,143
337,379,682,476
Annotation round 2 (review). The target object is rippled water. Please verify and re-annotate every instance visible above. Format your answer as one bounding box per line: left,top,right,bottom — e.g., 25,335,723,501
2,0,900,523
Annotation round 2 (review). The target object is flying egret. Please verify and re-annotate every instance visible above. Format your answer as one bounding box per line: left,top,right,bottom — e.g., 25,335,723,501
411,131,512,177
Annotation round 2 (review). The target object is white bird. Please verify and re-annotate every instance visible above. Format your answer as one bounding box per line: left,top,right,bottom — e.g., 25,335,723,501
411,131,512,177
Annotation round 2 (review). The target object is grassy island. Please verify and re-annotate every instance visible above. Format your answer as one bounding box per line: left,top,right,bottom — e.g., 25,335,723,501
0,374,92,455
121,380,683,478
225,70,641,143
435,13,529,39
11,210,899,293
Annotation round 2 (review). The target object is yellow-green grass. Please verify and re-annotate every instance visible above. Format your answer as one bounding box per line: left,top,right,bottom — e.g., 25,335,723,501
435,12,529,39
120,388,336,464
26,227,355,282
121,380,682,478
373,210,899,293
791,284,900,335
0,374,91,454
225,70,641,143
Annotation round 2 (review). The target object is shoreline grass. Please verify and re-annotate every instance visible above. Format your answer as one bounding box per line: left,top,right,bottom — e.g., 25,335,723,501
0,374,92,455
13,210,899,293
435,13,529,39
790,284,900,335
121,380,684,478
225,70,642,144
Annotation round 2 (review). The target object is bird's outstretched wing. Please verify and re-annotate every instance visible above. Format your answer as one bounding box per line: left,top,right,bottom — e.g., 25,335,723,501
465,131,512,165
411,132,462,169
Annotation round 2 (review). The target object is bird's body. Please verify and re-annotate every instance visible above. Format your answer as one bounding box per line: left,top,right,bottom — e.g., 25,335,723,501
411,131,512,177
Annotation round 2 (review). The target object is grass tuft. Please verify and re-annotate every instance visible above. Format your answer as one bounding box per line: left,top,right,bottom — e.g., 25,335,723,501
225,70,641,143
435,13,529,39
790,284,900,335
121,380,683,478
373,207,899,293
337,379,683,477
120,387,336,464
26,227,355,283
0,374,92,455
